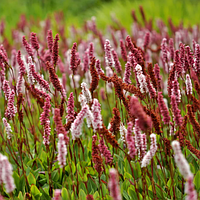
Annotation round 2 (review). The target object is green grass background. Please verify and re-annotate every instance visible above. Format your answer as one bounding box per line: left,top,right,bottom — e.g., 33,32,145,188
0,0,200,36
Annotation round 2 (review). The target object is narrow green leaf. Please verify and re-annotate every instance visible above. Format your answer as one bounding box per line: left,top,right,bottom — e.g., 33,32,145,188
28,172,36,186
31,185,42,200
18,191,24,200
194,171,200,191
79,189,86,200
61,188,69,199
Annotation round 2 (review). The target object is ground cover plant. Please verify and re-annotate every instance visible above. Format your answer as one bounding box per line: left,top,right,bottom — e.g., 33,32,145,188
0,6,200,200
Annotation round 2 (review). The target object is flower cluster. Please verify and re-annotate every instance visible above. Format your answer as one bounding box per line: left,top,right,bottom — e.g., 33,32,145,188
0,153,16,194
108,168,122,200
141,134,157,167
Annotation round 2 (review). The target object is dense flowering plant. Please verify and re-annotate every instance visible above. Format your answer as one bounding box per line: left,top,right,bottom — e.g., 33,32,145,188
0,6,199,200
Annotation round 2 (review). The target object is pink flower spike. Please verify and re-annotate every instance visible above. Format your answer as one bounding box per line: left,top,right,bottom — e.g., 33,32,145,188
2,118,12,139
157,92,171,124
2,80,11,100
91,98,103,132
171,78,181,103
43,120,51,146
174,50,182,77
83,49,89,72
161,38,168,65
126,35,134,53
5,90,17,120
54,189,62,200
143,32,150,49
0,154,16,194
99,135,113,164
57,134,67,168
126,122,137,159
71,105,88,140
135,64,148,93
171,141,192,179
141,133,157,167
0,45,8,63
0,63,6,83
108,168,122,200
170,95,182,126
95,59,104,75
146,75,156,99
52,34,59,66
66,92,75,122
195,43,200,74
123,62,132,84
70,43,78,72
186,46,194,67
128,52,137,68
140,134,147,160
154,63,162,90
89,42,94,62
111,49,122,74
31,65,50,91
40,96,51,126
179,43,185,73
22,36,34,57
54,108,69,144
30,32,40,51
17,50,26,76
120,39,127,62
130,96,152,131
185,175,197,200
185,74,192,95
104,39,114,67
16,74,24,95
47,30,53,54
81,82,92,104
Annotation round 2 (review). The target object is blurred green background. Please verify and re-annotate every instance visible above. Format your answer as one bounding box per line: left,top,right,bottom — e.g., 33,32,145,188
0,0,200,33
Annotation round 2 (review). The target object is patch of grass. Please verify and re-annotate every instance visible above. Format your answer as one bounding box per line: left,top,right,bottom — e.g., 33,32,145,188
1,0,200,39
93,0,200,31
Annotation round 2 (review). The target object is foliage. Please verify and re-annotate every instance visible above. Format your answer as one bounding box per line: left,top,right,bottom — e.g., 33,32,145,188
0,5,200,200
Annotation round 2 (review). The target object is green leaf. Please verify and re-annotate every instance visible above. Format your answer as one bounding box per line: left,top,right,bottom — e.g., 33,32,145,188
83,173,88,182
61,188,69,199
40,188,51,200
175,187,183,200
79,182,87,194
79,189,86,200
19,175,26,193
93,191,99,199
128,187,137,199
134,161,141,179
33,168,41,180
18,191,24,200
87,177,97,193
124,172,132,180
77,163,83,177
194,171,200,191
71,161,76,174
31,185,42,200
26,166,31,176
39,150,47,163
28,172,36,186
155,185,163,199
167,178,172,188
102,183,108,196
13,171,20,190
123,191,130,200
51,170,59,182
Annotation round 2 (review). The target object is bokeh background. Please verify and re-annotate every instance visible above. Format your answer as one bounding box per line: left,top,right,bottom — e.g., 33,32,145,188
1,0,200,38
